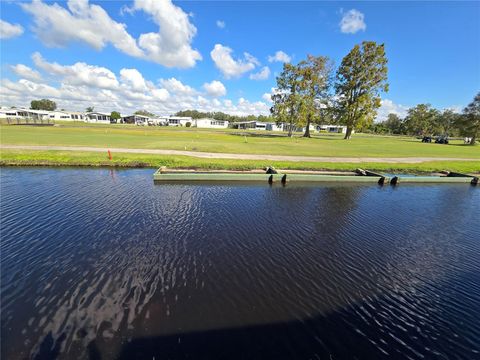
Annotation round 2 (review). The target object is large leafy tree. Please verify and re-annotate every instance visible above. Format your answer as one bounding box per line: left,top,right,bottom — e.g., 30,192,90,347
270,63,302,137
30,99,57,111
403,104,439,136
456,92,480,145
383,113,404,134
437,109,460,136
335,41,389,139
296,55,333,137
110,111,121,121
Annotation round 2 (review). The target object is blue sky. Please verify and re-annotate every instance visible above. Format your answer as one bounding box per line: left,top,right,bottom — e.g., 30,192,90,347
0,0,479,118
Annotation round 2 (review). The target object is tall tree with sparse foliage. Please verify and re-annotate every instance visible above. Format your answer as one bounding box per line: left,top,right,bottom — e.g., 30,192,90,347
456,92,480,145
335,41,389,139
86,106,94,112
296,55,333,137
271,63,302,137
30,99,57,111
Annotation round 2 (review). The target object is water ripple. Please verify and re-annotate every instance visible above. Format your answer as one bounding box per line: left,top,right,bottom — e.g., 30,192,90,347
1,168,479,360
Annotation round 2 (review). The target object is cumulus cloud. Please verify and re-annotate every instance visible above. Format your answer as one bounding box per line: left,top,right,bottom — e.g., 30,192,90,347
0,19,24,39
216,20,225,29
2,55,270,116
119,68,150,92
21,0,201,68
159,78,196,95
202,80,226,97
32,52,119,89
339,9,366,34
249,66,271,80
268,51,291,63
10,64,42,82
376,99,408,122
262,93,273,103
210,44,259,78
132,0,202,68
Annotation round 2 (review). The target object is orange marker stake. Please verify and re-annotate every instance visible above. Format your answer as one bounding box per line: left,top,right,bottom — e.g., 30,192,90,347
108,150,112,160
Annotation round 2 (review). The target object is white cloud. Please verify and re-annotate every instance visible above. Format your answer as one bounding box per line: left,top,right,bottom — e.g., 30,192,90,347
249,66,271,80
151,88,170,101
21,0,143,55
132,0,202,68
10,64,42,82
120,68,150,92
262,93,273,103
268,51,291,63
210,44,258,78
159,78,196,95
339,9,366,34
202,80,227,97
1,56,269,116
376,99,408,122
216,20,225,29
21,0,201,68
32,52,119,89
0,19,24,39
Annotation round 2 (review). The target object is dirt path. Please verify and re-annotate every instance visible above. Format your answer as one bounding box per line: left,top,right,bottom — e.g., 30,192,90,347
1,145,478,164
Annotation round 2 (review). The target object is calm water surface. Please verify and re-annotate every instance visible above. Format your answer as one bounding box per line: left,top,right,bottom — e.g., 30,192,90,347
1,168,479,360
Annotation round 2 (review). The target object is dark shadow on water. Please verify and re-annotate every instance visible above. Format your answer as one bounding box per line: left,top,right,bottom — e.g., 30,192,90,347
115,308,379,360
24,271,480,360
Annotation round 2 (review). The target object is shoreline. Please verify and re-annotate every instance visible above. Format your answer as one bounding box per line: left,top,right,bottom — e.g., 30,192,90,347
1,149,479,175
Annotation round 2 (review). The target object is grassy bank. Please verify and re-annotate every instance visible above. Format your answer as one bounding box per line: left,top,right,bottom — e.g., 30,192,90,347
1,123,478,158
1,150,479,174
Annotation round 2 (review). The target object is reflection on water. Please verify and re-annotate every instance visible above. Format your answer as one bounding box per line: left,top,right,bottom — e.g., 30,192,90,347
1,168,479,359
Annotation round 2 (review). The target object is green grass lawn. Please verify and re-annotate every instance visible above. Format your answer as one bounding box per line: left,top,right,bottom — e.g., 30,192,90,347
1,123,479,158
1,150,479,174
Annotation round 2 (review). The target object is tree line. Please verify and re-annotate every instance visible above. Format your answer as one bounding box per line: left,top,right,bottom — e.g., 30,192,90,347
174,110,273,123
368,97,480,145
271,41,388,139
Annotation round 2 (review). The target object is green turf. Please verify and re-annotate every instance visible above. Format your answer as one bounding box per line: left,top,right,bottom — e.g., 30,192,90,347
1,123,478,158
1,150,478,174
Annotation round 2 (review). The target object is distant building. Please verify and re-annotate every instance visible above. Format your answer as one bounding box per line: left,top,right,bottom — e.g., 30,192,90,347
86,112,112,123
122,114,150,125
316,125,352,134
231,121,268,130
167,116,192,127
194,118,229,129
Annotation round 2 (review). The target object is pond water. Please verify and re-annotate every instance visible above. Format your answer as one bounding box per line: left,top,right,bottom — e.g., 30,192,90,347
1,168,479,360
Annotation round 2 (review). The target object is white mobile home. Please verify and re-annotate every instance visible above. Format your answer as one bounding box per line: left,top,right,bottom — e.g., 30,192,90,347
0,108,24,120
86,112,112,123
231,121,269,130
47,111,75,121
167,116,192,127
122,114,150,125
194,118,229,129
316,125,352,134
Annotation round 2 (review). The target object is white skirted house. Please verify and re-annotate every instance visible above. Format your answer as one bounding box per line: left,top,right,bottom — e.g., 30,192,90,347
86,112,112,123
167,116,193,127
230,121,268,130
316,125,352,134
194,118,229,129
0,108,51,121
47,111,76,121
68,112,86,121
122,114,150,125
